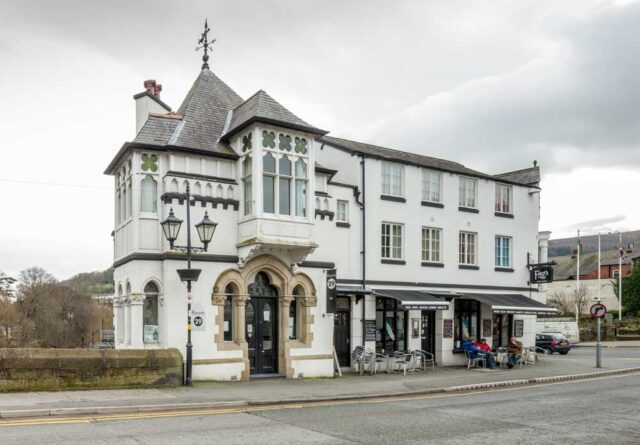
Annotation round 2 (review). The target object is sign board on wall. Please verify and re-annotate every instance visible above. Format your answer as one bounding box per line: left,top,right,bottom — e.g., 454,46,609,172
443,319,453,338
364,320,376,342
482,319,492,338
514,319,524,337
191,304,206,331
326,269,337,314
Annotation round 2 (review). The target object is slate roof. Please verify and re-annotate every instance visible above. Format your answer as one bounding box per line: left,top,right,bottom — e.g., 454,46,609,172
551,251,636,280
134,115,181,145
495,166,541,186
319,135,522,184
221,90,326,141
170,68,243,154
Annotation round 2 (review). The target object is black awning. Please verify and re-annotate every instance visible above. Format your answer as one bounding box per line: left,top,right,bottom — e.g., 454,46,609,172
373,289,450,310
463,293,557,315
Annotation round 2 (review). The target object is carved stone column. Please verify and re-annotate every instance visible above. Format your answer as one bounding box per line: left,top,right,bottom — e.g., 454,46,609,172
129,293,145,348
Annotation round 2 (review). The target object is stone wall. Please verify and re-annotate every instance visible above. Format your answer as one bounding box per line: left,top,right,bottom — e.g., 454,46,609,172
0,348,183,392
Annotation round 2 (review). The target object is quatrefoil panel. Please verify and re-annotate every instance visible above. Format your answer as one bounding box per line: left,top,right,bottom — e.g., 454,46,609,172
242,133,252,152
294,137,307,154
141,154,158,172
279,134,292,151
262,131,276,148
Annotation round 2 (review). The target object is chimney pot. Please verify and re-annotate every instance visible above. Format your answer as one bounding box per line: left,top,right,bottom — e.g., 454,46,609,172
143,79,157,96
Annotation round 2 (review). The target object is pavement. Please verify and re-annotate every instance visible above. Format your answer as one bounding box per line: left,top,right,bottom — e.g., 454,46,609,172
1,347,639,420
575,340,640,347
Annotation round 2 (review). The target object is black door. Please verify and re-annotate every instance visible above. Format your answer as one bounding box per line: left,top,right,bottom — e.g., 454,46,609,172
246,298,278,375
246,272,278,375
421,310,435,357
334,310,350,366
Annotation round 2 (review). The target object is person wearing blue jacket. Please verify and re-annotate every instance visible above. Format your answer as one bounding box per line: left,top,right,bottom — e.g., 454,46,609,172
462,337,497,369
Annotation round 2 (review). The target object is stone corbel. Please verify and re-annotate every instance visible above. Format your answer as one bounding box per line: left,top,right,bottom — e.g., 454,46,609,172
129,293,145,304
300,296,317,307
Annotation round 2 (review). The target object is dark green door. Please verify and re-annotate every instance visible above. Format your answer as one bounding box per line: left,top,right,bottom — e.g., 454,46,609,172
246,272,278,375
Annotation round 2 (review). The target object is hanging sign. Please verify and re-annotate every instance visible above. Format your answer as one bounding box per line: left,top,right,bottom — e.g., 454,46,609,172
530,266,554,284
326,269,337,314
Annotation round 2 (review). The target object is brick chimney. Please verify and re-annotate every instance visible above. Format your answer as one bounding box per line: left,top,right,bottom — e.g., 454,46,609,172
133,79,171,135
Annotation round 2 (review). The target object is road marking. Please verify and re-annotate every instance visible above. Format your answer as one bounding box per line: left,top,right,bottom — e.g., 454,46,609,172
1,371,638,428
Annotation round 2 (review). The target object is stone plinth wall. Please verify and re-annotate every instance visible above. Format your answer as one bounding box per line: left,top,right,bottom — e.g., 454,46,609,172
0,348,183,392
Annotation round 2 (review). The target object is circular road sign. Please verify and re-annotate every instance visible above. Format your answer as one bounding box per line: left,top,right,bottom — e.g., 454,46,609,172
590,303,607,318
193,316,203,327
186,293,194,303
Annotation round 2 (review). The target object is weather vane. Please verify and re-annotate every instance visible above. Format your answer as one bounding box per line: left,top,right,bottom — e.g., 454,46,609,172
196,19,216,70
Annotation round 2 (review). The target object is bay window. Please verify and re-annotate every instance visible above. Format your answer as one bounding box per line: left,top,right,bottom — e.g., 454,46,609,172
140,175,157,213
262,148,307,217
295,158,307,217
263,152,276,213
242,155,252,216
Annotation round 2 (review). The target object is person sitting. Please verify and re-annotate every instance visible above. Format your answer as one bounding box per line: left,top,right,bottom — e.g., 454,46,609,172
462,337,497,369
476,338,492,353
507,336,524,369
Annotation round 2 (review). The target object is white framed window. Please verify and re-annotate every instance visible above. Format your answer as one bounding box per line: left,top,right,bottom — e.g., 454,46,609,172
422,227,442,263
495,183,512,214
336,200,349,222
459,177,477,208
242,155,252,216
382,162,404,197
381,222,404,259
295,158,307,217
140,175,157,213
422,170,442,203
495,235,512,267
459,231,477,265
263,152,276,213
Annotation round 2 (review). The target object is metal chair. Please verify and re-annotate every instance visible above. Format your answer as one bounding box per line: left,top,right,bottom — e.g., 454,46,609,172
465,350,486,369
390,351,415,375
413,350,435,371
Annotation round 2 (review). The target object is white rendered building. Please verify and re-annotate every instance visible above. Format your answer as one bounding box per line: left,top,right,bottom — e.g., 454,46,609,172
106,59,555,381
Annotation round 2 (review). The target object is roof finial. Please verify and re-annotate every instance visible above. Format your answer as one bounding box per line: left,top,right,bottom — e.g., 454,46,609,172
196,19,216,70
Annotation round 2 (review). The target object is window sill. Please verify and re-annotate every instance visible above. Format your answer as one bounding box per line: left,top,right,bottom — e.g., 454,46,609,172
458,265,480,270
381,259,406,265
336,221,351,228
495,267,514,272
422,262,444,268
380,195,406,203
494,212,514,219
421,201,444,208
458,206,479,214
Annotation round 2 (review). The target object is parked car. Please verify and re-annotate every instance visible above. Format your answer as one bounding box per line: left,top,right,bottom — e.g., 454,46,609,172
536,333,573,355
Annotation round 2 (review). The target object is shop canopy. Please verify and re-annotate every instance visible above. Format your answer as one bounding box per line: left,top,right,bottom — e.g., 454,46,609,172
372,289,450,310
462,293,557,315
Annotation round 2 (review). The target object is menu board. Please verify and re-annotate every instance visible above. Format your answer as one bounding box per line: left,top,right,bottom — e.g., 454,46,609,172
443,319,453,338
364,320,376,342
482,319,492,338
514,319,524,337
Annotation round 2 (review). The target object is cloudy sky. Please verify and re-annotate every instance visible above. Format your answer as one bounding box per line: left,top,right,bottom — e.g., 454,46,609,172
1,0,639,280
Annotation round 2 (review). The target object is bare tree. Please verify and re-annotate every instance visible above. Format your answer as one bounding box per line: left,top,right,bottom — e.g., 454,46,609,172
547,289,574,315
573,286,592,320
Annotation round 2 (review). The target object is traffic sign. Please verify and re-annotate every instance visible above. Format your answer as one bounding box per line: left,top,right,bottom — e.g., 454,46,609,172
186,293,194,303
590,303,607,318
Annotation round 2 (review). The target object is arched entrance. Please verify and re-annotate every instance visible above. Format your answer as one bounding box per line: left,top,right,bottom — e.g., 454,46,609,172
246,272,278,375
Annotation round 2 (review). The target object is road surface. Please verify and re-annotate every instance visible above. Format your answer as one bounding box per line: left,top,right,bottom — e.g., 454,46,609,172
1,372,638,444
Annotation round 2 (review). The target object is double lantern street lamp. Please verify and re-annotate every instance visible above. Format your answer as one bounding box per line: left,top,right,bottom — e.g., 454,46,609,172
160,183,218,386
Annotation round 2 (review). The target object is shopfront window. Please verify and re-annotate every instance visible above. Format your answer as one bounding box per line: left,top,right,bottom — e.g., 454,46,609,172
143,281,159,344
375,297,405,353
454,299,480,350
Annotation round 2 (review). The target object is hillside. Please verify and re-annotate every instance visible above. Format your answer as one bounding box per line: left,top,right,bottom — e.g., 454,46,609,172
61,268,114,296
549,230,640,257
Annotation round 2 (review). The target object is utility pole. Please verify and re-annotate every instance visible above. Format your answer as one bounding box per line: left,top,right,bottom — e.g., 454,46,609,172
596,233,602,368
576,229,580,324
618,232,623,321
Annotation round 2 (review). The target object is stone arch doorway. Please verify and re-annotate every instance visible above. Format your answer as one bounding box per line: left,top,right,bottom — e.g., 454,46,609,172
212,255,318,380
246,272,278,375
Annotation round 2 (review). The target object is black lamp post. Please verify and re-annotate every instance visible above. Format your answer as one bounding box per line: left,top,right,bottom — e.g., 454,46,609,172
160,182,217,386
